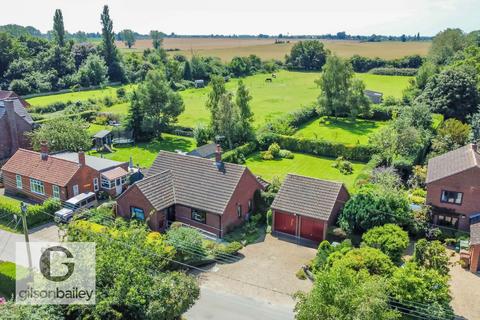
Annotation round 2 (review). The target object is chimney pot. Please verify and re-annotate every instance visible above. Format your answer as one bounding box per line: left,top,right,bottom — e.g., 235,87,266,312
40,141,48,160
78,151,86,166
215,144,222,163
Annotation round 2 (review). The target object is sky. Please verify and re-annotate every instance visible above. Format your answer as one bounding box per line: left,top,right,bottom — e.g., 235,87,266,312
0,0,478,36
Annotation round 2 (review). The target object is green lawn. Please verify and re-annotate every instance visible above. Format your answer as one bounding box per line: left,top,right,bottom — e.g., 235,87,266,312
89,133,197,167
245,152,366,191
294,117,387,145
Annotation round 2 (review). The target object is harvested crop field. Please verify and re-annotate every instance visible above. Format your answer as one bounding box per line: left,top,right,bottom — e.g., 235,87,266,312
117,38,431,61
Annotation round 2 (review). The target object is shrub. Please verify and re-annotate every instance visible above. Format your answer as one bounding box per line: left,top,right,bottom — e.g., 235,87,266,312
166,227,206,262
444,238,457,246
213,241,243,259
362,224,409,264
116,87,126,98
412,239,449,275
332,156,353,175
193,124,211,146
296,268,307,280
279,149,294,159
223,142,258,164
268,143,281,158
328,247,396,276
261,151,274,160
266,209,273,226
369,67,418,76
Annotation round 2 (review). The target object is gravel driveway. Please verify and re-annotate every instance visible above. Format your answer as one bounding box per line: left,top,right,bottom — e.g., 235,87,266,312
197,234,316,306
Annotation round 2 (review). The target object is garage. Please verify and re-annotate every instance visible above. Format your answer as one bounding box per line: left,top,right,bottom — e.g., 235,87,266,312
300,216,325,242
274,211,296,236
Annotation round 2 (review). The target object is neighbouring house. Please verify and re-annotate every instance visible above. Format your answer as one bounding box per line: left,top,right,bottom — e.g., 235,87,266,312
364,90,383,104
116,147,265,238
1,143,129,202
187,143,217,159
93,130,113,150
426,143,480,231
470,221,480,273
271,174,350,243
0,92,34,163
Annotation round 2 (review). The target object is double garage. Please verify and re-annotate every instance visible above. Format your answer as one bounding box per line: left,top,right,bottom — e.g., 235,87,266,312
270,174,350,244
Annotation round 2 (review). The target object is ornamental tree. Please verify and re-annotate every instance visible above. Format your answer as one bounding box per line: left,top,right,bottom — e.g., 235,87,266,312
362,224,409,264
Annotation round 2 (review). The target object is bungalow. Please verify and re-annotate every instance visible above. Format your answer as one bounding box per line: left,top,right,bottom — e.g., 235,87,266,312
1,143,129,202
426,143,480,231
116,147,264,238
271,174,350,243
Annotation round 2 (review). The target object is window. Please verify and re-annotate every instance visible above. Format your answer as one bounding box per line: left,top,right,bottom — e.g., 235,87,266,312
101,177,111,189
30,179,45,195
52,185,60,199
73,185,79,196
191,209,206,223
121,176,127,185
16,175,22,189
131,207,145,220
93,178,99,192
237,205,242,219
248,200,253,213
441,190,463,205
437,214,459,228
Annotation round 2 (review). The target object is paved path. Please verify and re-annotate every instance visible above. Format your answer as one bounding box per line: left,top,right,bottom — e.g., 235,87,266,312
185,287,294,320
0,223,60,263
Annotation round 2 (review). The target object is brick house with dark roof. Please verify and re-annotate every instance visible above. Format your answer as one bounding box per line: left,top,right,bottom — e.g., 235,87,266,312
1,143,129,202
426,144,480,231
0,92,34,162
271,174,350,243
116,148,265,237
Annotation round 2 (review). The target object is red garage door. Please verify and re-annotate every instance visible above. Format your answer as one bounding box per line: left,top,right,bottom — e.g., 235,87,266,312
300,216,325,242
274,211,296,236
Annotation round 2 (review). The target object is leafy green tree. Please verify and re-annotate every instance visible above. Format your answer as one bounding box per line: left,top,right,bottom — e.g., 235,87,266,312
216,92,240,149
235,80,255,142
135,69,185,138
430,118,471,157
71,42,96,68
469,108,480,142
126,90,144,141
328,247,396,277
26,117,91,152
183,60,193,80
339,185,412,233
286,40,328,71
295,265,400,320
389,262,453,319
76,54,108,87
120,29,136,49
150,30,164,50
193,123,211,146
412,239,450,275
418,66,479,121
429,28,466,65
0,32,22,78
316,55,370,119
100,5,124,81
415,61,438,90
206,75,227,133
52,9,65,47
362,224,409,264
229,56,250,77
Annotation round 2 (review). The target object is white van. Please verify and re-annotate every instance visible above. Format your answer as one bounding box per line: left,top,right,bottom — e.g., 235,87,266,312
54,192,97,222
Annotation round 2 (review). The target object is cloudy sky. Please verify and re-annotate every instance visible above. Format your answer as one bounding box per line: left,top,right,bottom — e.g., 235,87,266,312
1,0,478,36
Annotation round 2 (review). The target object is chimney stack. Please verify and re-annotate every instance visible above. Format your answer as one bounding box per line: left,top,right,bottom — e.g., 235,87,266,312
215,144,222,163
4,99,19,153
78,151,86,167
40,141,49,160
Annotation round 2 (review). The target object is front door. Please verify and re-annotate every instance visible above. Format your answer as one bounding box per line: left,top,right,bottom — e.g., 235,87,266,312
115,178,122,196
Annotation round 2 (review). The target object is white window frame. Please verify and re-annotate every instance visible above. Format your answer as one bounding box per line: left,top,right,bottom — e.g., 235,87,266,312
30,178,45,195
52,185,60,199
16,175,22,189
73,184,79,196
101,177,111,189
93,178,99,192
237,204,242,219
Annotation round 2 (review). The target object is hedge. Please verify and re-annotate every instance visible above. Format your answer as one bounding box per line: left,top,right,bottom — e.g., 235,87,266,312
223,142,259,163
35,110,97,124
369,67,418,76
0,198,60,229
258,133,374,162
0,261,28,298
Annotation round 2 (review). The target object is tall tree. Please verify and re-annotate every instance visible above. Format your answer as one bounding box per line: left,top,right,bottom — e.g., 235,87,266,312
286,40,328,71
100,5,124,81
126,90,144,141
206,75,226,134
120,29,136,49
235,80,254,142
150,30,164,50
183,60,193,80
216,92,239,149
429,28,466,65
53,9,65,47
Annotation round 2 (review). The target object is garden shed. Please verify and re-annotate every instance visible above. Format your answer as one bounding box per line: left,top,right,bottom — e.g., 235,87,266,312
93,130,113,149
271,174,349,244
364,90,383,104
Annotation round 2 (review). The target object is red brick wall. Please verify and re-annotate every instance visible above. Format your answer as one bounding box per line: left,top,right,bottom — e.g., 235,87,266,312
66,165,99,199
174,204,221,236
3,170,69,202
328,185,350,226
426,167,480,230
470,245,480,273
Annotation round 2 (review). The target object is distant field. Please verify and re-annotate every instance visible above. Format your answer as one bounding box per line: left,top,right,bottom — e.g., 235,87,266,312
295,117,387,145
245,152,366,191
117,38,431,61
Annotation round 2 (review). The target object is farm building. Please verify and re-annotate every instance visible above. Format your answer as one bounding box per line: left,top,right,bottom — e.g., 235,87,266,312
271,174,349,244
364,90,383,104
116,149,265,238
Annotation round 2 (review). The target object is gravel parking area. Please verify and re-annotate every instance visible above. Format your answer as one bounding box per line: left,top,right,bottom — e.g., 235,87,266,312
198,234,316,306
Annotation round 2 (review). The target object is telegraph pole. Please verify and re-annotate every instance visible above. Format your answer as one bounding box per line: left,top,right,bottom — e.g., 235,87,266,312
20,202,33,270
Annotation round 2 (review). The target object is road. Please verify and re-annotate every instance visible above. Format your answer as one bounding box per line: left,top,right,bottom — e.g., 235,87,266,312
185,287,294,320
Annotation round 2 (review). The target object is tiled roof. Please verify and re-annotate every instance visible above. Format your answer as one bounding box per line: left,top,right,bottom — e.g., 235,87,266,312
0,91,29,108
52,152,126,172
0,99,34,125
102,167,128,180
271,174,345,220
187,143,217,158
471,222,480,246
1,149,79,186
426,144,480,184
142,151,248,214
135,171,176,211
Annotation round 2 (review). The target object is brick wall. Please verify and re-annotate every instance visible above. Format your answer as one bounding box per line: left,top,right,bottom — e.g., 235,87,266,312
328,185,350,226
3,171,68,203
470,245,480,273
426,167,480,230
175,204,221,236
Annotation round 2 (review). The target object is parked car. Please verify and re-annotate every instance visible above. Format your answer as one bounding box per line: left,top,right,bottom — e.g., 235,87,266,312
54,192,97,222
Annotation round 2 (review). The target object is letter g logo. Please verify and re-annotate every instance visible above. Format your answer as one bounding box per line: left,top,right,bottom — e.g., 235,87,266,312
40,246,75,282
